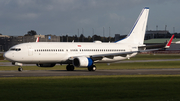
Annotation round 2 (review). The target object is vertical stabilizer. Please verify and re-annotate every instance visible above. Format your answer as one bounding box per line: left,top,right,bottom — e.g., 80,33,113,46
116,7,149,45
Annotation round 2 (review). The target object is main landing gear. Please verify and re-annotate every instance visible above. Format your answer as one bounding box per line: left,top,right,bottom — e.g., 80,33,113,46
66,65,75,71
88,65,96,71
66,64,97,71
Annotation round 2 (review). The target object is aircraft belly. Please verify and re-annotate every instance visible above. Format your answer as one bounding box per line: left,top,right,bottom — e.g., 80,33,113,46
26,53,68,63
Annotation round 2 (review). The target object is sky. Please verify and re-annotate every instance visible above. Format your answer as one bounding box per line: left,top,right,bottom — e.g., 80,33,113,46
0,0,179,37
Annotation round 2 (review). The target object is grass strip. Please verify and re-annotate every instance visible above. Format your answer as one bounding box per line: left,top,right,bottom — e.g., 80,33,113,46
0,75,180,101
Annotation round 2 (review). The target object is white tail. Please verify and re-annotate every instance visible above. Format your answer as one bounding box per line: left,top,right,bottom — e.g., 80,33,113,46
116,7,149,46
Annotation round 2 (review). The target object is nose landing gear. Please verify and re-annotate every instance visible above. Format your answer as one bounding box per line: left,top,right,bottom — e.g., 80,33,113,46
12,62,23,72
18,67,23,72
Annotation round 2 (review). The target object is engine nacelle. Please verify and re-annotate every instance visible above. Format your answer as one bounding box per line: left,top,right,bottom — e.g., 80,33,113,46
36,63,56,67
73,57,93,67
12,62,23,66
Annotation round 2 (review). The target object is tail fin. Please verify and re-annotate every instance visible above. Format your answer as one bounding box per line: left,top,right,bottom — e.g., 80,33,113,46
116,7,149,45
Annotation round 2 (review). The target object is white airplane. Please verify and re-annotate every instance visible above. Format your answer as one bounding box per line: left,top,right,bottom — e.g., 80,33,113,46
3,7,174,71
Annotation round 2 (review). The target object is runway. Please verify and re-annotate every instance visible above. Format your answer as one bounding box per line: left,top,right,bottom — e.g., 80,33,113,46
1,59,180,66
1,59,180,77
1,69,180,77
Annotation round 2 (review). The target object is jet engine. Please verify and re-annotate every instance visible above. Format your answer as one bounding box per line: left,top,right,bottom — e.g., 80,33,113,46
73,57,93,67
36,63,56,67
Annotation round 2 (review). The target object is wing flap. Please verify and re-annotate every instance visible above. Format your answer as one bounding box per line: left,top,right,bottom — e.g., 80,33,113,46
90,51,138,61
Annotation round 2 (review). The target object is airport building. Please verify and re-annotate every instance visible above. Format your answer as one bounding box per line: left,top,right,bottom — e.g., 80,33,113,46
145,30,171,40
0,35,10,52
23,35,60,42
1,30,180,52
0,34,60,51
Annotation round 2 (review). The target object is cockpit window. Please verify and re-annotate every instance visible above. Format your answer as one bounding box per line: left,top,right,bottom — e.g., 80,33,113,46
10,48,15,51
10,48,21,51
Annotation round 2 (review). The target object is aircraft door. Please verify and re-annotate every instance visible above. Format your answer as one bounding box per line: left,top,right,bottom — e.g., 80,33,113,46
27,45,33,56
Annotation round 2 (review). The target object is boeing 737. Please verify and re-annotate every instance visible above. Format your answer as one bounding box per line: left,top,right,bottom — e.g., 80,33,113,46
3,7,174,71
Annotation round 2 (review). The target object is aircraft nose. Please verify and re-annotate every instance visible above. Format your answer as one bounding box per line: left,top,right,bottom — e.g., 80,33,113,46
3,52,7,59
3,52,11,60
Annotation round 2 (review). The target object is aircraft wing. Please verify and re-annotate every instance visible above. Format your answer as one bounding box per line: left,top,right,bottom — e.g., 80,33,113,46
69,35,174,61
90,44,170,61
71,48,156,61
139,35,174,50
67,51,139,61
89,51,137,60
144,43,167,49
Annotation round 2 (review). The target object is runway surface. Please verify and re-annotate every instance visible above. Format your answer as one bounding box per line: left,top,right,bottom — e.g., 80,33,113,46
1,69,180,77
1,59,180,66
1,59,180,77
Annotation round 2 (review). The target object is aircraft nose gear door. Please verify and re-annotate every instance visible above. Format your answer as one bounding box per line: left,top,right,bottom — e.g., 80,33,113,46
27,45,33,56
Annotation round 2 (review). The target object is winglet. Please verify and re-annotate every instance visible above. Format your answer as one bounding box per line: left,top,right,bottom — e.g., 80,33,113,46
36,37,39,42
165,35,174,48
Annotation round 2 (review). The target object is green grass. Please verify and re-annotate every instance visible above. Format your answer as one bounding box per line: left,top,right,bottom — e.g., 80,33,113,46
96,61,180,69
0,75,180,101
1,54,180,101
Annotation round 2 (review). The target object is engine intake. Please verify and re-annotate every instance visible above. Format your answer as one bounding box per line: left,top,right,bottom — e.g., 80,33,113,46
73,57,93,67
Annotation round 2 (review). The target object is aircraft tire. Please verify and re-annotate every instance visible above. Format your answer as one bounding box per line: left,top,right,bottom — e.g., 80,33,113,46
70,65,74,71
92,65,96,71
88,65,96,71
18,67,23,72
66,65,74,71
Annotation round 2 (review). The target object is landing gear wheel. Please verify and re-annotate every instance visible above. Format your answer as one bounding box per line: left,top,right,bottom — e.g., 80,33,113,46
66,65,75,71
18,67,23,72
88,65,96,71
